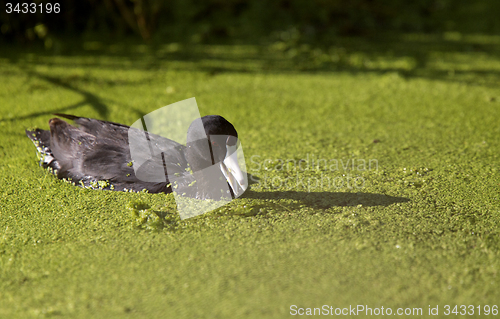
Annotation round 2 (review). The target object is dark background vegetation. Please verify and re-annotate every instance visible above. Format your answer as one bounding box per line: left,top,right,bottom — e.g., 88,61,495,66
1,0,500,47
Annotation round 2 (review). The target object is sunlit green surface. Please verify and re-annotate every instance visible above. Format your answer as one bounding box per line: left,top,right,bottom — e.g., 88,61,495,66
1,34,499,318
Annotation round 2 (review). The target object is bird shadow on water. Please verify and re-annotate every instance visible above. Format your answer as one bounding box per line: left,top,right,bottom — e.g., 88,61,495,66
241,189,410,210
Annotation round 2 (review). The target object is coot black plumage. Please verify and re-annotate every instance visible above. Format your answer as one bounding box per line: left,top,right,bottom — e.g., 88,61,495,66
26,114,246,200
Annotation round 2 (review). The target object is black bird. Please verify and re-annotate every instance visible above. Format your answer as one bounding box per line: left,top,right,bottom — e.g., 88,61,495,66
26,114,246,200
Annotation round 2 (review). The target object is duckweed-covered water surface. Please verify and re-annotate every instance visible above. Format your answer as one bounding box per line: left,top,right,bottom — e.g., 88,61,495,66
1,35,500,318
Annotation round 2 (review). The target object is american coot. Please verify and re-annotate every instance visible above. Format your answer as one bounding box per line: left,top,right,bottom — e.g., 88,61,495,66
26,113,248,203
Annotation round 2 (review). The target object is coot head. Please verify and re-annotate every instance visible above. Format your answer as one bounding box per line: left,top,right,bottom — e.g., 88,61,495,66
183,115,245,198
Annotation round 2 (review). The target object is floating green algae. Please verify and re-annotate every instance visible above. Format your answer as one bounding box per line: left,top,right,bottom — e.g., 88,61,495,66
2,36,500,318
126,200,177,231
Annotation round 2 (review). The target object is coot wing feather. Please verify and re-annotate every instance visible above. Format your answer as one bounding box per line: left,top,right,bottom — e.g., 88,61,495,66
46,115,191,193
